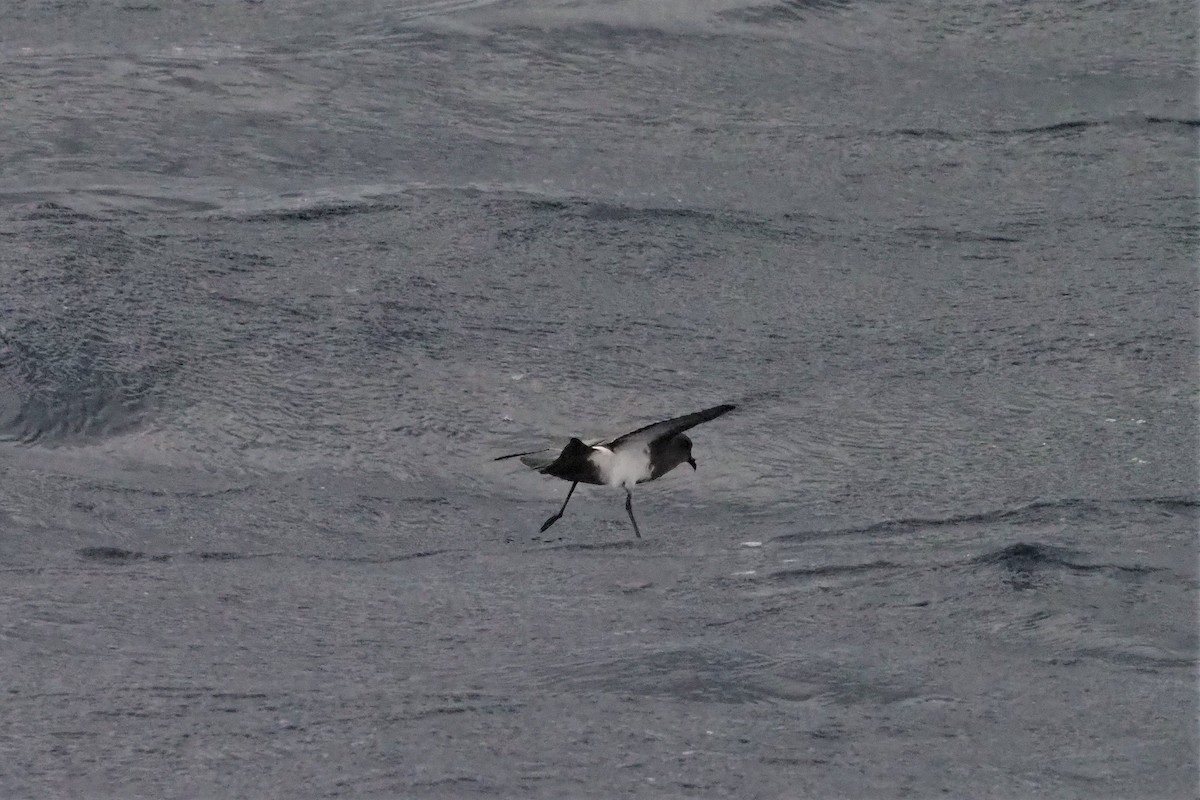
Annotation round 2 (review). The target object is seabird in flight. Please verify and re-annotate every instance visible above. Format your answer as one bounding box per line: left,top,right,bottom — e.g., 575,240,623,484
496,403,736,538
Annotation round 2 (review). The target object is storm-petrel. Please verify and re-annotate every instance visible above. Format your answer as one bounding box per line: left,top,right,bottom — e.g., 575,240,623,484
496,404,736,537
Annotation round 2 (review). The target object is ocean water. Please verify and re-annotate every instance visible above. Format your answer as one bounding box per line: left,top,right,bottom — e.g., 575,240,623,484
1,1,1196,797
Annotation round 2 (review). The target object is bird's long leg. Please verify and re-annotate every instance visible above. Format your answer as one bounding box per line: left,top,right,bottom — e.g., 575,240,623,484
624,490,642,538
540,482,578,533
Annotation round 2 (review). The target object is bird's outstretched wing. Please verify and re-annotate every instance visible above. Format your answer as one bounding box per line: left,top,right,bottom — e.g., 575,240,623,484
607,403,736,452
519,451,559,470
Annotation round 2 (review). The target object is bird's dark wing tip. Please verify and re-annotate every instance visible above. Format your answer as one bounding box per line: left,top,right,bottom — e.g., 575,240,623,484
696,403,736,421
494,448,546,461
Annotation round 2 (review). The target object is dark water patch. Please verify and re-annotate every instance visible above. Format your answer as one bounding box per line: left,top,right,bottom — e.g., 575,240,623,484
974,541,1075,570
1003,120,1100,135
973,541,1162,574
78,546,145,562
892,128,959,141
18,200,100,223
896,225,1022,244
526,198,570,213
76,548,451,565
78,546,173,563
194,549,454,564
233,200,401,223
1145,116,1200,127
184,549,452,564
511,193,722,225
894,121,1103,140
195,551,242,561
972,541,1161,590
320,550,452,564
1130,495,1200,510
773,497,1198,545
508,192,810,237
579,201,719,224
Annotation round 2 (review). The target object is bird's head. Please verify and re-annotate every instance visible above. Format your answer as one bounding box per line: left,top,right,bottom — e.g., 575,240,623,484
679,434,697,470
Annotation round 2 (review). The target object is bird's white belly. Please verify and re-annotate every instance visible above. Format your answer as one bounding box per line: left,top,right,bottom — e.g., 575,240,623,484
589,445,650,489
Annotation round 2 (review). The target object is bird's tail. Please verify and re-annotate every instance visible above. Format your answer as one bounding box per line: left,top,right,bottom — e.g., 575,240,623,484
495,436,603,470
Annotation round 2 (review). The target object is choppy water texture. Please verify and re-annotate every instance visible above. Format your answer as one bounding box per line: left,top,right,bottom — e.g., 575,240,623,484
1,1,1197,797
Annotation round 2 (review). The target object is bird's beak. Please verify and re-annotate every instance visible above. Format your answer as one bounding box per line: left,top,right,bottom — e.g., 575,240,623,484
687,457,697,470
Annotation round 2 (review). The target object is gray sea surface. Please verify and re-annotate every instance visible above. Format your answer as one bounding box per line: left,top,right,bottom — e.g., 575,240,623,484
1,1,1197,797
